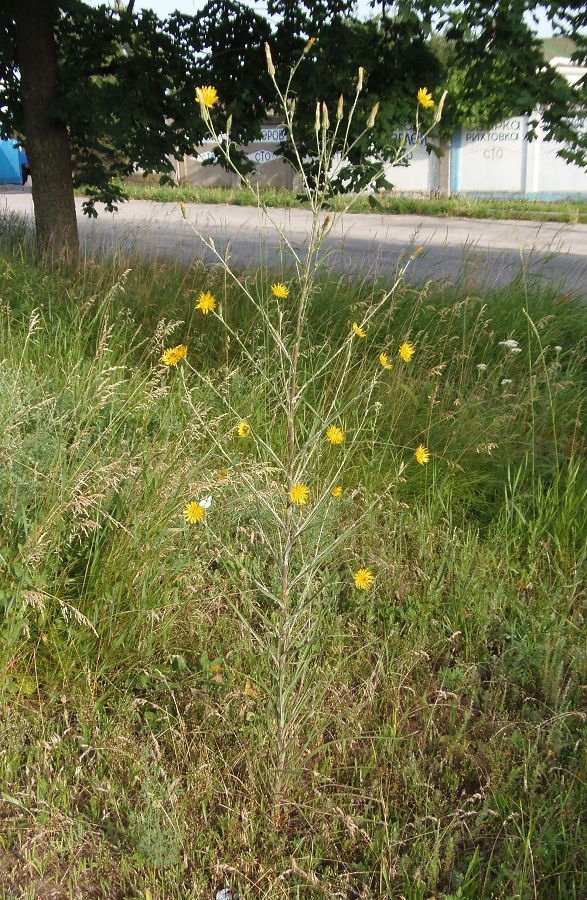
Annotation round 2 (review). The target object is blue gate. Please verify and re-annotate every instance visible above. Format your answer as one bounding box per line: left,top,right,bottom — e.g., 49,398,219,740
0,139,24,184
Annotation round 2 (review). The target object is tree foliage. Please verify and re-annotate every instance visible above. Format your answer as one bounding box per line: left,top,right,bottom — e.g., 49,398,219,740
269,0,587,191
0,0,586,257
272,10,444,194
419,0,587,158
0,0,271,217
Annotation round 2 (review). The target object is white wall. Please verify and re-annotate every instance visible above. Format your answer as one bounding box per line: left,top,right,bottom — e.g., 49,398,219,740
525,115,587,198
455,118,528,194
384,124,440,193
450,114,587,199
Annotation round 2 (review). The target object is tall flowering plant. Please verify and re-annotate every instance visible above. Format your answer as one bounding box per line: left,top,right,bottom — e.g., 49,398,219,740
165,48,445,818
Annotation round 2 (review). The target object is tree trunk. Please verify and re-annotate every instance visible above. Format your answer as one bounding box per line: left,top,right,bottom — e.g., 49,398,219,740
14,0,79,263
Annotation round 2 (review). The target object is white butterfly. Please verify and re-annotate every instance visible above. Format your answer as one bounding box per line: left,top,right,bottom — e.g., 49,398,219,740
199,495,212,509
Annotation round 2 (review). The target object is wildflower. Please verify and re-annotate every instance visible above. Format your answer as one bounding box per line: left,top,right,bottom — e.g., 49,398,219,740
179,200,188,220
161,344,187,366
352,321,366,338
326,425,345,445
417,87,434,109
411,246,423,258
184,501,205,523
271,282,289,299
289,482,309,505
501,378,512,386
197,86,218,109
476,363,487,371
195,291,216,314
244,681,259,700
415,444,430,465
354,568,374,590
237,420,250,437
555,345,562,353
379,351,393,369
510,347,522,354
399,342,415,362
332,485,343,497
217,470,228,479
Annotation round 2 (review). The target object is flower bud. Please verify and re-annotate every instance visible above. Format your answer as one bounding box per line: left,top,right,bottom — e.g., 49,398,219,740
195,88,206,118
322,102,329,131
304,37,316,53
434,89,448,125
265,42,275,77
337,95,344,121
315,102,320,132
367,102,379,128
357,67,364,91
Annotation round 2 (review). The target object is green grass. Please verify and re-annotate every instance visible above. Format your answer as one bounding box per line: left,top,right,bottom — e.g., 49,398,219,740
118,181,587,223
1,211,586,898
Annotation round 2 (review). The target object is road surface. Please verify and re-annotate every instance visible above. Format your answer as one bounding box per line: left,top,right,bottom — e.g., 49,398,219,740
3,190,587,294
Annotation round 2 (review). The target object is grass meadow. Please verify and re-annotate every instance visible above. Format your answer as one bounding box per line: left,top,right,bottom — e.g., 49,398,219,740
0,208,586,899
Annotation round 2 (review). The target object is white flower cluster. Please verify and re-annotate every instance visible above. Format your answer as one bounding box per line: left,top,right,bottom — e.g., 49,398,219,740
499,338,522,354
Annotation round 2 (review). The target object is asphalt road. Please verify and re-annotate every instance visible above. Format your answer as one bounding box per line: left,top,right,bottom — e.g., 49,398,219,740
3,190,587,294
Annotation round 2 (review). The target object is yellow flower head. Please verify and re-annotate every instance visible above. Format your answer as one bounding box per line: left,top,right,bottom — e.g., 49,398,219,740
289,482,309,505
197,86,218,109
237,420,250,437
271,282,289,299
417,87,434,109
184,501,205,523
244,681,259,700
415,444,430,465
326,424,345,445
379,351,393,370
352,321,366,338
354,568,374,590
217,469,228,479
332,485,343,497
411,245,423,258
179,200,188,220
399,341,415,362
196,291,216,314
161,344,187,366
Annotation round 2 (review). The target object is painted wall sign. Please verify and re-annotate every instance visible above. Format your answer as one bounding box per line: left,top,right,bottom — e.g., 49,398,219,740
248,150,278,163
259,127,288,142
